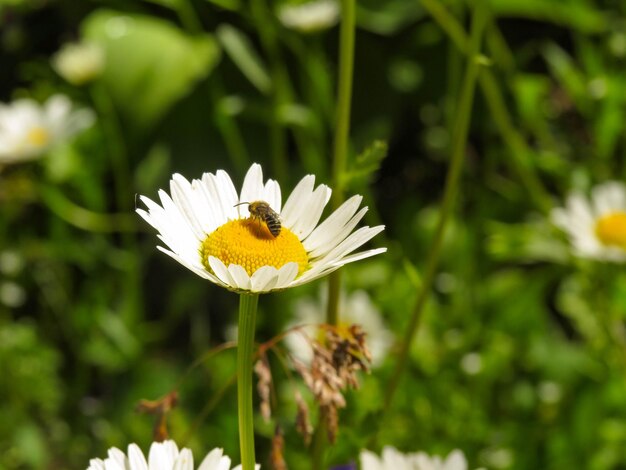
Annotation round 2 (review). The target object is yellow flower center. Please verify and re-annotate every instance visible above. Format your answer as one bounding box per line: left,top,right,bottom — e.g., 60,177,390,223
595,212,626,249
26,127,50,147
200,218,309,276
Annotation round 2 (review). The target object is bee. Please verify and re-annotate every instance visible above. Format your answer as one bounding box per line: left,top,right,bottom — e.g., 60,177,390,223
235,200,281,237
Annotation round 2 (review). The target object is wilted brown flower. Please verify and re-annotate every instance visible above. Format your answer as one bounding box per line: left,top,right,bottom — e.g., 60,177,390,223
270,425,288,470
136,390,178,442
293,323,371,443
294,390,313,445
254,355,273,422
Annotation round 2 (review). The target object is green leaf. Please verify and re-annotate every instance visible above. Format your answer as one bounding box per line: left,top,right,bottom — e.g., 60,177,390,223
357,0,424,36
341,140,388,189
542,42,590,114
216,24,271,94
204,0,241,11
82,10,220,133
488,0,608,34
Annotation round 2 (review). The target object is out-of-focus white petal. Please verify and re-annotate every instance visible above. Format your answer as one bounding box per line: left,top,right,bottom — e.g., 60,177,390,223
553,182,626,263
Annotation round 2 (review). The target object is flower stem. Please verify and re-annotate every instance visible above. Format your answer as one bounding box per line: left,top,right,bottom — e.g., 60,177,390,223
382,0,488,413
237,293,259,470
330,0,356,210
314,1,357,468
420,0,552,213
251,0,289,184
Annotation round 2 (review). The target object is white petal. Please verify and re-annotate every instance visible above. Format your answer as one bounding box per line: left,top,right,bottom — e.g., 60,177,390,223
330,247,388,267
293,248,387,287
239,163,264,216
173,448,194,470
228,264,252,290
251,265,279,292
197,448,227,470
360,450,383,470
127,444,148,470
281,175,315,228
216,169,240,220
106,448,127,469
315,225,385,266
170,174,206,240
275,262,299,288
103,459,125,470
263,179,282,213
209,256,237,287
87,459,106,470
198,173,226,230
305,204,368,257
157,247,222,284
291,184,331,239
443,450,467,470
148,441,178,470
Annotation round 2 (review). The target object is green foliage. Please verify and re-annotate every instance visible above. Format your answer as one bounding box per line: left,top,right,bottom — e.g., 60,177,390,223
83,10,220,134
3,0,626,469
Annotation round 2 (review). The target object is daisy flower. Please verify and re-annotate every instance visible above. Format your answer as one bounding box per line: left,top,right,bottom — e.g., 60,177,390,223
551,181,626,262
278,0,340,33
285,289,393,367
86,440,256,470
0,94,94,164
360,446,467,470
52,40,105,86
137,163,386,293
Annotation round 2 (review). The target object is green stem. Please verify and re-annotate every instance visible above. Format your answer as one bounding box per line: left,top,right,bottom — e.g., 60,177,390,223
211,77,250,175
382,0,488,413
330,0,356,210
420,0,552,213
89,83,131,213
175,0,203,33
237,293,259,470
326,0,356,329
314,2,357,467
90,82,142,324
251,0,289,184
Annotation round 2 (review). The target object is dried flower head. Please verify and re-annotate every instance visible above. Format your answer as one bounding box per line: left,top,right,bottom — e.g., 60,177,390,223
136,391,179,442
254,355,273,422
293,323,371,442
270,426,287,470
294,390,313,445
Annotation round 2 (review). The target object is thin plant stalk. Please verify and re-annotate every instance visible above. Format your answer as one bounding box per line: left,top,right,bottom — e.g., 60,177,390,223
383,0,488,412
326,0,356,328
250,0,289,184
314,0,357,468
211,76,250,175
330,0,356,211
237,293,259,470
419,0,552,213
89,83,142,323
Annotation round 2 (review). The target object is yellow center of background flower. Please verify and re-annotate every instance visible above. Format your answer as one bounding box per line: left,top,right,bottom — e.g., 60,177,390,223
26,127,50,147
595,212,626,249
200,219,309,276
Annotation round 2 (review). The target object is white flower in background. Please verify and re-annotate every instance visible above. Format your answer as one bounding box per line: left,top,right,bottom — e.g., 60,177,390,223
360,446,467,470
137,163,385,294
551,181,626,262
0,94,94,164
52,40,104,86
285,289,393,367
278,0,339,33
87,440,255,470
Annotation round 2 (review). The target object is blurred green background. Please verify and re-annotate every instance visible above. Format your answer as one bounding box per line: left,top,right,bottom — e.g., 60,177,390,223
2,0,626,468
